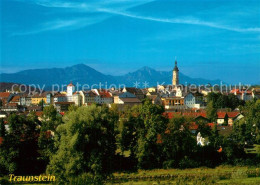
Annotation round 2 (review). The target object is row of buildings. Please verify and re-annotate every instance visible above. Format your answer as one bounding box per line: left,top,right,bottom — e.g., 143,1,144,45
0,60,259,113
0,84,210,112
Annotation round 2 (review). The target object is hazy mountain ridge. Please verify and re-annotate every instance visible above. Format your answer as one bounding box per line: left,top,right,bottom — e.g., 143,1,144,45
0,64,222,88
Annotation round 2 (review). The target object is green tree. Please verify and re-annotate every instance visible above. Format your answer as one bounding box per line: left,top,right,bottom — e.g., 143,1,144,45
38,105,62,168
43,105,59,122
207,92,219,106
47,105,116,182
162,116,196,168
68,104,78,112
196,120,212,137
227,94,240,110
0,114,40,175
206,101,217,122
0,118,6,137
117,99,168,169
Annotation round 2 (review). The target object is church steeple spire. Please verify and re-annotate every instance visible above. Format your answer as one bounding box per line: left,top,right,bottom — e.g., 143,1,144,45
173,59,179,72
172,58,179,86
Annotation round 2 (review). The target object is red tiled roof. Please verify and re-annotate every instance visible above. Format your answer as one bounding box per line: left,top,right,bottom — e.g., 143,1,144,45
189,122,199,130
35,111,43,117
0,92,10,98
208,123,215,129
230,89,252,95
217,112,227,119
10,96,20,102
164,112,207,119
227,112,240,118
0,137,3,145
182,112,207,118
230,89,240,93
67,82,75,87
7,103,18,107
98,90,112,98
164,112,182,119
59,112,65,116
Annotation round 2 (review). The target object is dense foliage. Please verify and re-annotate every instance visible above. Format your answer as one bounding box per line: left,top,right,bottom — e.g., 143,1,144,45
207,92,245,110
0,99,260,183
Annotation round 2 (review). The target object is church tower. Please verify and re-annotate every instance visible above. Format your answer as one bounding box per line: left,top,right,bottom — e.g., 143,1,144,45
172,59,179,86
67,82,75,96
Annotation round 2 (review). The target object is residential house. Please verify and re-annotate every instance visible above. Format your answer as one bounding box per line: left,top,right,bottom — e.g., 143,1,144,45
113,91,142,109
1,103,19,112
114,92,136,104
31,94,47,105
20,94,32,106
27,106,42,112
84,90,97,105
0,92,11,106
54,93,67,103
147,95,162,105
92,89,113,105
252,88,260,99
9,95,20,105
46,93,54,104
54,102,75,112
117,97,142,106
184,92,204,109
146,91,158,96
230,89,253,101
227,112,241,126
72,92,82,106
148,87,156,93
217,112,228,125
175,87,183,97
122,87,145,100
182,112,208,123
161,97,185,110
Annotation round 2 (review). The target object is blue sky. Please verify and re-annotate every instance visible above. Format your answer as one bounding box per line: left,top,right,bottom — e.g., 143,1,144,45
1,0,260,84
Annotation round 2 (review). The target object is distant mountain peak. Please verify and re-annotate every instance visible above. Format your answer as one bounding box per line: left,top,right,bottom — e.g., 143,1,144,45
0,63,223,88
138,66,156,72
72,63,87,67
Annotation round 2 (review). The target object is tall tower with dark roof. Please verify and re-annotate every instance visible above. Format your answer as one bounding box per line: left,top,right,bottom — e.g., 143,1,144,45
172,60,179,86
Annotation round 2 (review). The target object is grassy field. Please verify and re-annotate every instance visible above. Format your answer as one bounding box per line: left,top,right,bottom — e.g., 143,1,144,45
107,177,260,185
107,166,260,184
2,166,260,184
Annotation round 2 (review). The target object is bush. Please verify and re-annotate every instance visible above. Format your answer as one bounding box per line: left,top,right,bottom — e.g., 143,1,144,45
179,156,199,169
163,160,175,169
0,177,10,185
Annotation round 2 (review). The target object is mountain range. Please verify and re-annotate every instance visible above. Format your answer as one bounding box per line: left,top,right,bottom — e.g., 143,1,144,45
0,64,222,89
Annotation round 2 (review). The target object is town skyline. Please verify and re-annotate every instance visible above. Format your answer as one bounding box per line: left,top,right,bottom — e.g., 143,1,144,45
1,0,260,84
